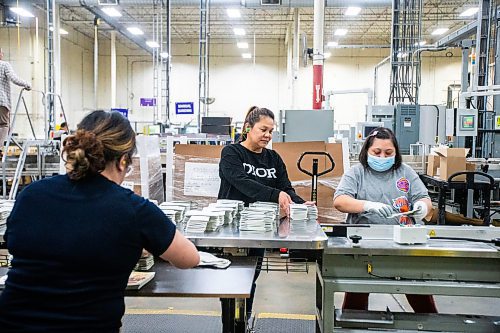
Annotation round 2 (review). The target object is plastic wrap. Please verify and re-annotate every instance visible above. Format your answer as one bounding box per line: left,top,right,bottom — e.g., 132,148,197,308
168,154,219,208
292,176,347,224
123,135,164,203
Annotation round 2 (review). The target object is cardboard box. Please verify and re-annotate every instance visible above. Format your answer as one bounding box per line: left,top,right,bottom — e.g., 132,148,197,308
426,154,440,176
466,162,476,172
434,147,469,181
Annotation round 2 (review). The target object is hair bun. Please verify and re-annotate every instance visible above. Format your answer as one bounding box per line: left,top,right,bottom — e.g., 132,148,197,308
63,130,106,180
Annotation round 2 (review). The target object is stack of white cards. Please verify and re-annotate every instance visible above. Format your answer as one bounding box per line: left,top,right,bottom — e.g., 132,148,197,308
239,205,277,233
289,203,308,220
158,202,188,224
307,205,318,221
216,199,244,214
134,252,154,271
184,210,224,232
250,201,279,216
202,206,234,225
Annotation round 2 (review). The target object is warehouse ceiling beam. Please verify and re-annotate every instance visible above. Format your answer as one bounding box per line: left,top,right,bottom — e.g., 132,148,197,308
436,20,478,47
34,0,393,8
78,0,154,56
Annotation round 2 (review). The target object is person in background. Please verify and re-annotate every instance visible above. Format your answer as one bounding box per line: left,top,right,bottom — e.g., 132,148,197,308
218,106,313,322
0,47,31,149
0,110,200,332
53,122,69,140
333,127,437,313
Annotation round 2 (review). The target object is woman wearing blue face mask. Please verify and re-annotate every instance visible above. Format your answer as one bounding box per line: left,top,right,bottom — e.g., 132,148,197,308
333,127,437,313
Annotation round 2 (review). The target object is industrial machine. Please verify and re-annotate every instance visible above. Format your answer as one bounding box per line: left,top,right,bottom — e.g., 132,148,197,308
394,104,420,154
277,109,334,142
446,108,479,137
354,121,384,142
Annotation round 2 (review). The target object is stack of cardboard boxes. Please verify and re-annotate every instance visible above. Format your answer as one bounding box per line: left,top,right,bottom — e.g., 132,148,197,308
427,147,474,181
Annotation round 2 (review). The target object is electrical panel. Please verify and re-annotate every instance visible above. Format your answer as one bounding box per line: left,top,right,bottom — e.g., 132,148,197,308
394,104,420,154
371,105,395,129
445,108,478,137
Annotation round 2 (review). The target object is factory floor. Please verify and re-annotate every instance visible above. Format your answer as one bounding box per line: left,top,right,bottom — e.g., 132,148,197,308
124,258,500,332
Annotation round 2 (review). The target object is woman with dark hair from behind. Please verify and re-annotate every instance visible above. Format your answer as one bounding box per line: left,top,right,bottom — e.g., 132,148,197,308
333,127,437,313
0,110,199,332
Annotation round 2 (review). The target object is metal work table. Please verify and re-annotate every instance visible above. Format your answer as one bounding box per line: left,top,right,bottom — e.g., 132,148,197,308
183,219,328,250
316,226,500,333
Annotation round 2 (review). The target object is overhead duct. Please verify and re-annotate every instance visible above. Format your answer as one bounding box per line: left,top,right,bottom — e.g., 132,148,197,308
30,0,392,8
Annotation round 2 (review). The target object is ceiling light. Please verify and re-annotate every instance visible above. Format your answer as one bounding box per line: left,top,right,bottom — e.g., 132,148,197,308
127,27,144,35
227,9,241,18
59,28,69,35
324,52,332,59
459,8,479,17
237,42,248,49
345,7,361,16
242,53,252,59
233,28,246,36
334,29,348,36
146,41,160,48
10,7,35,18
160,52,169,58
327,41,338,47
431,28,448,35
101,6,122,17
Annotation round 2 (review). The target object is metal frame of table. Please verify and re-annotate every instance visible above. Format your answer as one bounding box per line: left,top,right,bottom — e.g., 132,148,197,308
316,235,500,333
126,257,257,333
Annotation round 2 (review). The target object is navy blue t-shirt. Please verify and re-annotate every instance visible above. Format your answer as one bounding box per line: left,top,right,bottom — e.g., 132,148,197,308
0,174,176,332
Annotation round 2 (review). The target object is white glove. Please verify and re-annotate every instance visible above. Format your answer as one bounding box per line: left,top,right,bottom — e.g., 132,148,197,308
363,201,394,218
412,201,428,222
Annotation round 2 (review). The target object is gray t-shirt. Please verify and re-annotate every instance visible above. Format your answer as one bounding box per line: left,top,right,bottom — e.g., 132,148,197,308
334,163,430,224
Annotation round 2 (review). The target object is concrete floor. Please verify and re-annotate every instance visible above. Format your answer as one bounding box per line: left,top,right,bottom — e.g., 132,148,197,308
125,263,500,317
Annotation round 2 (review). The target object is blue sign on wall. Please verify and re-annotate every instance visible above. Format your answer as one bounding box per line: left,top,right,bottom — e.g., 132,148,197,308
111,108,129,118
140,98,157,107
175,102,194,115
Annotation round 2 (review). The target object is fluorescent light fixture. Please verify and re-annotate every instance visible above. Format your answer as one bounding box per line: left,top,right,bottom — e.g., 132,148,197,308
324,52,332,59
233,28,246,36
10,7,35,18
345,7,361,16
242,53,252,59
334,29,348,36
101,6,122,17
327,41,338,47
160,52,169,58
431,28,448,35
227,8,241,18
237,42,249,49
414,40,426,46
459,8,479,17
146,41,160,48
127,27,144,35
59,28,69,35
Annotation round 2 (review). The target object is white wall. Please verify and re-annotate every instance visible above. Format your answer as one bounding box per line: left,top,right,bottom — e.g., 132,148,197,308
1,20,464,137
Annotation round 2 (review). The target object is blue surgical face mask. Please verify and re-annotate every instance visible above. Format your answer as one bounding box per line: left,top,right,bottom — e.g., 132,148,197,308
367,153,395,172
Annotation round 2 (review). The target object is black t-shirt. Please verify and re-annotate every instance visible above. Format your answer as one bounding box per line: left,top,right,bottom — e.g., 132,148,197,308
218,143,304,205
0,174,176,332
